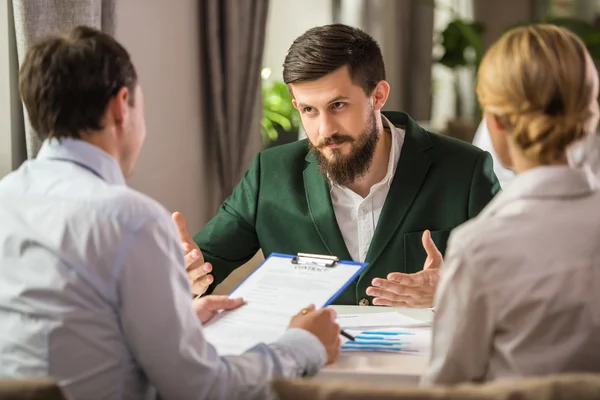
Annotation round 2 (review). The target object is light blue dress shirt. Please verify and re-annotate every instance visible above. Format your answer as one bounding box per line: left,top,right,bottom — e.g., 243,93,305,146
0,138,326,400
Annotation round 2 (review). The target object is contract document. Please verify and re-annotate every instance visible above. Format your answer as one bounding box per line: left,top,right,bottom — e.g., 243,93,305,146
203,253,368,355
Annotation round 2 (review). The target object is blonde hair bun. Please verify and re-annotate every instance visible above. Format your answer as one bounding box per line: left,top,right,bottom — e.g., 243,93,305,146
476,24,599,164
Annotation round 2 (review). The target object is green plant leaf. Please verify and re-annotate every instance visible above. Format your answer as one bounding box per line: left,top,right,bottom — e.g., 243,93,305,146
457,21,484,65
437,20,484,69
261,77,301,145
263,109,292,131
261,117,278,142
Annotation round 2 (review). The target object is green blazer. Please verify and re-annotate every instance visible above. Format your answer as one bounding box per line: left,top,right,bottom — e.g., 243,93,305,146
195,111,500,305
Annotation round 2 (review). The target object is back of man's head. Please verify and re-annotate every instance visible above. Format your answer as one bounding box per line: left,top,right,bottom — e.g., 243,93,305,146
19,25,138,141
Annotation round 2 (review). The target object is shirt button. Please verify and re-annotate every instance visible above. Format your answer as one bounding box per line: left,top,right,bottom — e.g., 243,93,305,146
359,298,370,306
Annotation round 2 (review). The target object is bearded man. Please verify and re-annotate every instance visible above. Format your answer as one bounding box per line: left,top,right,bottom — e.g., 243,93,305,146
175,24,500,307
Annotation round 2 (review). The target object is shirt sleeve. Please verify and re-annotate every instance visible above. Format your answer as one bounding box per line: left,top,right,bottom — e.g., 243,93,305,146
117,216,326,400
420,234,493,385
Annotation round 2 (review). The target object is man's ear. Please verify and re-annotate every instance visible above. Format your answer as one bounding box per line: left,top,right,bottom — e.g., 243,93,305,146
107,87,130,126
292,98,299,110
372,80,390,111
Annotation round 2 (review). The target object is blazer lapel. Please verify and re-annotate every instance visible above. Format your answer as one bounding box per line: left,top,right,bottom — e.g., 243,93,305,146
364,112,433,270
303,154,353,260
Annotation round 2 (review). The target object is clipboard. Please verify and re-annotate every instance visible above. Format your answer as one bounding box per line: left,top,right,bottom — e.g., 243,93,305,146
227,252,368,307
203,252,368,355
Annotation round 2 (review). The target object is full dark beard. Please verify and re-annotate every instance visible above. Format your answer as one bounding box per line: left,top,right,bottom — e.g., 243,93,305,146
310,112,379,186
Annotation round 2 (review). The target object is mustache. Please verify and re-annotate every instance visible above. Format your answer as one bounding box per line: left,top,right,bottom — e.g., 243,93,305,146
316,134,354,149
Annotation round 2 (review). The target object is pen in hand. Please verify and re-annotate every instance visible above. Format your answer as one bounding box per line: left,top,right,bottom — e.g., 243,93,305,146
340,329,355,341
300,306,355,341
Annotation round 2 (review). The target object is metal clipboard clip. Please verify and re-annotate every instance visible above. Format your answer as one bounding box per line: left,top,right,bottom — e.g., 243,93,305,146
291,253,339,268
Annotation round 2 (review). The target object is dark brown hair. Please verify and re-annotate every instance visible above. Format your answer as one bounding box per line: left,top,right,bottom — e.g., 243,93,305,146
282,24,385,95
19,25,138,141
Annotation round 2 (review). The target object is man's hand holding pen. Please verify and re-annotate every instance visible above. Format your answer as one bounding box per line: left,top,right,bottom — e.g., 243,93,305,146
289,304,342,365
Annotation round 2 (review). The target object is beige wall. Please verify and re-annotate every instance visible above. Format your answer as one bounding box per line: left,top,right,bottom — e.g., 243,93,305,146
474,0,539,51
115,0,219,233
263,0,332,81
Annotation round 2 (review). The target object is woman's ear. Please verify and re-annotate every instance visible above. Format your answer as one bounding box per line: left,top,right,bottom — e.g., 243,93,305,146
484,112,514,169
490,114,511,133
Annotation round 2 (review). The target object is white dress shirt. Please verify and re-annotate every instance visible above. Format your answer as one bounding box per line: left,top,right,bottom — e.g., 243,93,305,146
472,120,516,189
0,138,326,400
422,165,600,385
330,116,405,262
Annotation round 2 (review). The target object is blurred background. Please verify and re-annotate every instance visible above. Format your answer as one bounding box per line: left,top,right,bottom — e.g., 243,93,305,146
1,0,600,233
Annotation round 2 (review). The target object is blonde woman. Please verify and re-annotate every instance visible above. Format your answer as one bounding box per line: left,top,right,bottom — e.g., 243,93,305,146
422,24,600,385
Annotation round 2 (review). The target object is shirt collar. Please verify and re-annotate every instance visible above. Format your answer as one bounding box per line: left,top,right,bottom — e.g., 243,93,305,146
328,115,402,191
381,115,401,189
482,165,598,217
504,165,597,199
37,138,127,186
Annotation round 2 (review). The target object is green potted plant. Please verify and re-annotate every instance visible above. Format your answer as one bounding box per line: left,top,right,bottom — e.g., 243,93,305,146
261,67,301,149
436,18,485,118
434,16,484,142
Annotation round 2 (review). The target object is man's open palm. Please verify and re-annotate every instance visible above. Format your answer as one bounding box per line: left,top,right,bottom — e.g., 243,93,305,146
366,230,443,307
172,212,213,296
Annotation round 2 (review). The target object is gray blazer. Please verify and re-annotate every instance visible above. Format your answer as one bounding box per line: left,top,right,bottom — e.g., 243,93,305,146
423,165,600,385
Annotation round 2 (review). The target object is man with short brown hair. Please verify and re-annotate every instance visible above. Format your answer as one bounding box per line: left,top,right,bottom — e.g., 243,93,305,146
0,26,340,400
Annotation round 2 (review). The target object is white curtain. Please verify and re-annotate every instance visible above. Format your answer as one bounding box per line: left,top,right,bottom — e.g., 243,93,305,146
11,0,116,159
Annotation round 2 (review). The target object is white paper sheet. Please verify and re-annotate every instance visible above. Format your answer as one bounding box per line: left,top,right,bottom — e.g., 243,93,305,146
203,254,365,355
336,312,430,329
